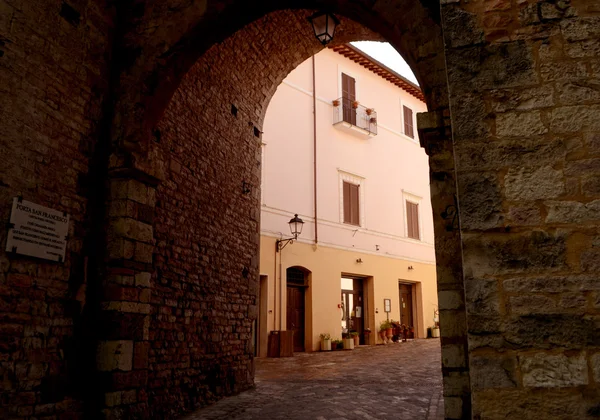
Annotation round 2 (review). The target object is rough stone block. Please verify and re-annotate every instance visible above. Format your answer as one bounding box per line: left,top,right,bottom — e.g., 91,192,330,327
591,353,600,384
438,290,463,310
545,200,600,224
471,354,517,389
508,295,557,315
504,165,564,201
111,218,153,244
496,111,547,137
457,172,504,230
441,344,466,368
465,278,499,315
521,352,588,387
97,341,134,372
134,272,151,288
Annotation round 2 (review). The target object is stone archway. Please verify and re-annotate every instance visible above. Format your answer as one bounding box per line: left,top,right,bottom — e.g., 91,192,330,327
2,0,599,419
99,4,466,419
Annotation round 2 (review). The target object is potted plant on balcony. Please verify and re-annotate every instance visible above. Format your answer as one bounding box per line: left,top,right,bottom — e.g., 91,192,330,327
366,108,374,115
332,99,340,107
352,100,359,109
320,333,331,351
369,117,377,124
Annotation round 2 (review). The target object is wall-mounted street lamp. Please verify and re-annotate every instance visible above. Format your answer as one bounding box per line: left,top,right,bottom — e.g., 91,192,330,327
276,214,304,252
307,11,340,46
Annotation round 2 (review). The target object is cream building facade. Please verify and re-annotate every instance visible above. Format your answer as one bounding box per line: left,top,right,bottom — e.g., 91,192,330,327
257,44,437,355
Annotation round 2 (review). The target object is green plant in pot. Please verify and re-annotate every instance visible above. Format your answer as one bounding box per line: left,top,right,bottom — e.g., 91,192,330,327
379,320,392,344
342,332,354,350
320,333,331,351
350,331,359,347
332,339,343,350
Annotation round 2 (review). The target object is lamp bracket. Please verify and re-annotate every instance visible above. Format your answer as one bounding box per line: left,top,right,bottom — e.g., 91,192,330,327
276,236,295,252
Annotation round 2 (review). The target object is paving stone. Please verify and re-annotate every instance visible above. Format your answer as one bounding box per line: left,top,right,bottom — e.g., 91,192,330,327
184,340,443,420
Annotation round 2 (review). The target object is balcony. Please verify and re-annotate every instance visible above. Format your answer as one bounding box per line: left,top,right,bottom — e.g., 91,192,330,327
332,97,378,137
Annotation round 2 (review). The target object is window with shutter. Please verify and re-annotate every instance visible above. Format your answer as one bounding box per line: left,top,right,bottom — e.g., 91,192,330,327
341,73,357,125
343,181,360,226
406,201,420,240
403,105,414,139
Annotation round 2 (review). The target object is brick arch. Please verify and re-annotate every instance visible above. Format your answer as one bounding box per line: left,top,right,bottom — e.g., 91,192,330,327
101,4,467,420
108,0,448,155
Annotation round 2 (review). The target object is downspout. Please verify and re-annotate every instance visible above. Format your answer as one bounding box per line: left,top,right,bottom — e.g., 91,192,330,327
279,249,283,330
274,244,278,331
312,55,318,246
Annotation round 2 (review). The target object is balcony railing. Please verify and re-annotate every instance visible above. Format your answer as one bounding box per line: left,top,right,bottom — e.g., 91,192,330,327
332,97,378,136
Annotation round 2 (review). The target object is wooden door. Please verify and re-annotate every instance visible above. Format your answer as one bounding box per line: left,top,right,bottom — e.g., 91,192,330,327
341,73,356,125
399,284,413,327
286,286,305,352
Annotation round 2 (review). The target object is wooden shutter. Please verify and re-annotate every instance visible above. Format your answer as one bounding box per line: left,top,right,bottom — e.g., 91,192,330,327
403,106,414,138
343,181,360,226
342,73,357,125
406,201,419,239
342,73,356,101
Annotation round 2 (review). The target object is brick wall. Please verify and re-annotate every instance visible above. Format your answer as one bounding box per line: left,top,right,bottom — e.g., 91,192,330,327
0,0,114,417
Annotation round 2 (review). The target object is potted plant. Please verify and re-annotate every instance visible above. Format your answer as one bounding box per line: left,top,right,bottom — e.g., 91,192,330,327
320,333,331,351
385,320,394,340
332,99,340,107
379,320,391,344
369,117,377,124
342,333,355,350
332,339,343,350
350,331,359,347
365,108,374,115
363,328,371,345
352,100,359,109
432,325,440,338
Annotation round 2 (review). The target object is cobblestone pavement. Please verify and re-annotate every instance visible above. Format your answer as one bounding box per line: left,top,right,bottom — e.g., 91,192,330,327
184,339,444,420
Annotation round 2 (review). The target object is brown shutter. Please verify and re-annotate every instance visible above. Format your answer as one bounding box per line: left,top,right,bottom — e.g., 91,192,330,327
342,73,356,101
407,201,420,239
403,106,414,139
342,73,357,125
343,181,360,226
350,183,359,225
343,181,351,223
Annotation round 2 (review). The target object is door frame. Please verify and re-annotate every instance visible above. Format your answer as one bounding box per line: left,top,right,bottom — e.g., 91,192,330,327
398,281,423,338
285,266,311,352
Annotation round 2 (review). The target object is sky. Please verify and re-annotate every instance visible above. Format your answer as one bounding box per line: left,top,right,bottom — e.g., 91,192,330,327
351,41,419,86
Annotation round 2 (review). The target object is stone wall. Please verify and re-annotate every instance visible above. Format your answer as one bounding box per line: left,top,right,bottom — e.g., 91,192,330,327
0,0,114,417
441,0,600,418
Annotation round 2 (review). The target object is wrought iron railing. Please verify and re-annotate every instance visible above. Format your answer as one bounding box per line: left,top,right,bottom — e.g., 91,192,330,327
332,97,378,135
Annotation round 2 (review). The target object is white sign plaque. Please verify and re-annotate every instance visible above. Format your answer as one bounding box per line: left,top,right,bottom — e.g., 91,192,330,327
5,198,69,262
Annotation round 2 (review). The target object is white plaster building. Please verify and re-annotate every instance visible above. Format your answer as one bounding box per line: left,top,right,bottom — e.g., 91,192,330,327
257,44,437,355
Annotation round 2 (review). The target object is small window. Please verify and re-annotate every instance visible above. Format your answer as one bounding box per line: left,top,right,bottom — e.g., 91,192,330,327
403,105,414,139
343,181,360,226
406,201,420,240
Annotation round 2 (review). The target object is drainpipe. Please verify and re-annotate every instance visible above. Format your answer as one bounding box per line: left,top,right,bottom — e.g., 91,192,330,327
312,55,318,246
273,243,278,331
279,249,283,330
